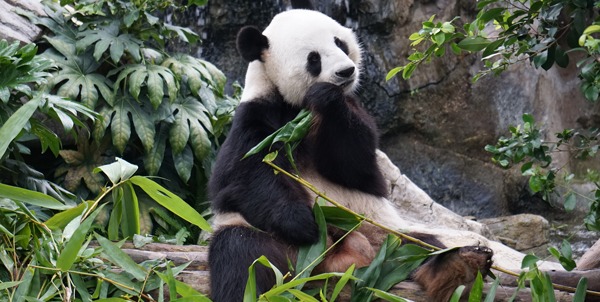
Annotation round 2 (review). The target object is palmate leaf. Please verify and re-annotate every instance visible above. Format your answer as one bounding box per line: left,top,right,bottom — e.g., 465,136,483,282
169,96,213,157
95,96,156,154
56,134,112,194
43,37,114,108
77,21,142,64
115,64,177,109
163,54,226,99
144,125,168,176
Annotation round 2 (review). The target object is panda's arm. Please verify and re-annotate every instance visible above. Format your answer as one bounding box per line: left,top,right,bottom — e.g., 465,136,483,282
303,82,387,197
209,101,319,245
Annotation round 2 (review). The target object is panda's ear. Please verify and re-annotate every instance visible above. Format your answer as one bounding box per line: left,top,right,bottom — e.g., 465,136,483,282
291,0,314,9
237,26,269,62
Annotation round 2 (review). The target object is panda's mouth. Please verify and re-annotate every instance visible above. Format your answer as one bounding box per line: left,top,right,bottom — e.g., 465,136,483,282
339,79,354,88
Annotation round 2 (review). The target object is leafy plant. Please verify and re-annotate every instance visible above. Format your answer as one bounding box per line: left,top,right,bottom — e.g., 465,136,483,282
19,0,238,203
0,157,211,301
387,0,597,102
0,39,97,205
485,114,600,230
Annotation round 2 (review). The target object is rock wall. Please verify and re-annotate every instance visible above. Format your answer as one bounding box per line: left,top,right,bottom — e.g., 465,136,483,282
173,0,599,219
0,0,44,43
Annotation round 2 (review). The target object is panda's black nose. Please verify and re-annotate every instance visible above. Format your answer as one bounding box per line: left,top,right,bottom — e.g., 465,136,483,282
336,67,355,78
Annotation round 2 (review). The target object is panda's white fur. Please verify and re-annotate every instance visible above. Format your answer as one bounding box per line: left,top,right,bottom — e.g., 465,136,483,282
240,9,362,105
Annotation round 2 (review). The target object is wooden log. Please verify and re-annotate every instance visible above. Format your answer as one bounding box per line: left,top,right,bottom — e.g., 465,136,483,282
119,243,600,301
578,239,600,271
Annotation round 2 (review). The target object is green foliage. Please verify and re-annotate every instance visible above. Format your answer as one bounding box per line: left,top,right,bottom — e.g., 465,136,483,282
19,0,238,198
485,114,600,230
0,39,97,204
389,0,600,102
0,157,210,301
548,239,577,271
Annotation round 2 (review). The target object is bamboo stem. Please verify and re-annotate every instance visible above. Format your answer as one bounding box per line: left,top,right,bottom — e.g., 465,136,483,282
263,159,600,297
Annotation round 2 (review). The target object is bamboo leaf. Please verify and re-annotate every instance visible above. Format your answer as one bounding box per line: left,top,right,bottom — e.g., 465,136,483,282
331,265,355,301
573,277,588,302
0,97,42,158
95,233,147,281
295,203,327,282
449,285,466,302
129,176,212,232
56,204,106,271
366,287,409,302
45,201,94,229
121,182,141,237
0,183,69,210
13,267,34,302
468,271,484,302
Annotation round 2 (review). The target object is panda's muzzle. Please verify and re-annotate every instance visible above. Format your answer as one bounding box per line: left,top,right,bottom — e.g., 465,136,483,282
335,66,356,88
336,66,355,78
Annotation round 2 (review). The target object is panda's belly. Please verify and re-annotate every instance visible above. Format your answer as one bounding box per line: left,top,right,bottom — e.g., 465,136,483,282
300,169,408,231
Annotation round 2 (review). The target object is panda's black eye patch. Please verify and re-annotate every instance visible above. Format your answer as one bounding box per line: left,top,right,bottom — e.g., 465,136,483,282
334,37,349,55
306,51,321,77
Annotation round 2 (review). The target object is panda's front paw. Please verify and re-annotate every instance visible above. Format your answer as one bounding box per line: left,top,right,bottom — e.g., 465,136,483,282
303,82,346,112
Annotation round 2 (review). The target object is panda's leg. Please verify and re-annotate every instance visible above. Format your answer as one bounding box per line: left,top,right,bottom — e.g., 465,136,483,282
209,226,292,302
314,228,375,273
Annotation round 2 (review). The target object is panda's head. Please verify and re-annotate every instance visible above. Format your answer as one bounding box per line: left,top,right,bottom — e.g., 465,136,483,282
237,9,362,106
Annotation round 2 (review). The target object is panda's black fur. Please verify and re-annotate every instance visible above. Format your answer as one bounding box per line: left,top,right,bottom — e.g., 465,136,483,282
207,2,493,301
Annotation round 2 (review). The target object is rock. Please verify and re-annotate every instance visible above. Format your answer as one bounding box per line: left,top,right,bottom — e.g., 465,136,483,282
0,0,45,43
375,150,563,272
480,214,550,251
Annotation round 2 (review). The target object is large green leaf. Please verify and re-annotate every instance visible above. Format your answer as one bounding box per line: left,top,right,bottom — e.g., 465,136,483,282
76,21,142,63
98,96,156,154
43,38,114,108
144,125,168,175
169,96,213,157
173,145,194,182
129,176,211,232
163,54,226,98
114,64,177,109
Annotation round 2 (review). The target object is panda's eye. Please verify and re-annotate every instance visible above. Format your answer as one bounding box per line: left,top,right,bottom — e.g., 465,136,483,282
334,37,349,55
308,52,320,63
306,51,321,77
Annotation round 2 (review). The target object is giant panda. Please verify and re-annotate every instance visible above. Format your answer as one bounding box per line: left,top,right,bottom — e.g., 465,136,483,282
207,3,493,302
